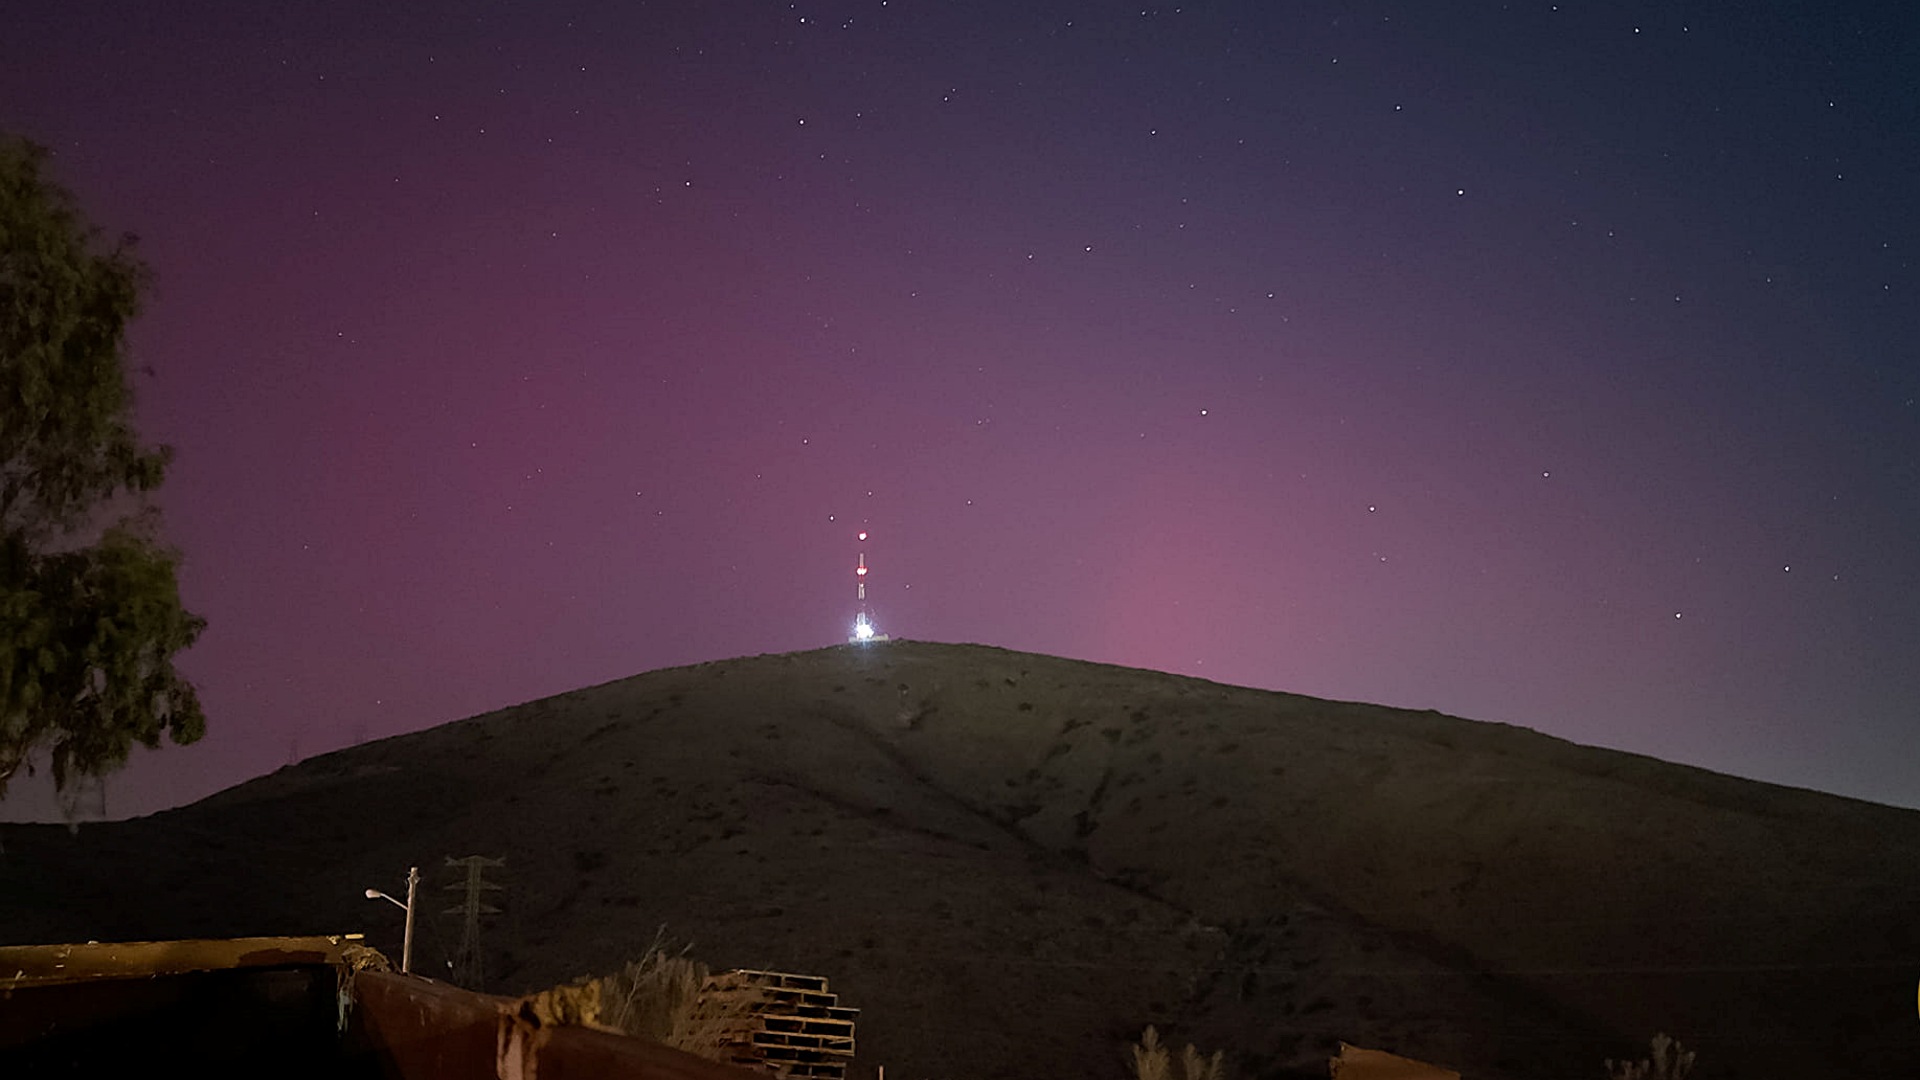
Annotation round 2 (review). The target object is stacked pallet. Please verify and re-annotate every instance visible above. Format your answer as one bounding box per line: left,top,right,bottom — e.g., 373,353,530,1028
696,969,858,1080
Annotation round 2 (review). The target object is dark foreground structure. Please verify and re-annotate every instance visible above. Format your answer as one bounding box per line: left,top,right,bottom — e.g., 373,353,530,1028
0,935,756,1079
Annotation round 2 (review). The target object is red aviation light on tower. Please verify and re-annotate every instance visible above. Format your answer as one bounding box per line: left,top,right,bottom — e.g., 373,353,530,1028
858,531,868,541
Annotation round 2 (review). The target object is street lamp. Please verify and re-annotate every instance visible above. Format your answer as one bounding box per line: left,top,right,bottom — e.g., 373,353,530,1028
363,865,419,974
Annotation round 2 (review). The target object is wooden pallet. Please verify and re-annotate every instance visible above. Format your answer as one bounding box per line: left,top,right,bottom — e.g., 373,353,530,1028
699,969,859,1080
713,969,831,992
749,1029,855,1053
761,1015,855,1038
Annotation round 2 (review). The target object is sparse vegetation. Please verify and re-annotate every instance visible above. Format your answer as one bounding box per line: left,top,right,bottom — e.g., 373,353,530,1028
593,927,749,1062
1131,1025,1170,1080
1130,1025,1227,1080
1605,1033,1695,1080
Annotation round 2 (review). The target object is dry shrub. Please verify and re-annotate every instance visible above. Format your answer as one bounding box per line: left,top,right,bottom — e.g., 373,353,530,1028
1605,1033,1696,1080
1130,1025,1227,1080
595,926,751,1061
1182,1042,1227,1080
1131,1027,1170,1080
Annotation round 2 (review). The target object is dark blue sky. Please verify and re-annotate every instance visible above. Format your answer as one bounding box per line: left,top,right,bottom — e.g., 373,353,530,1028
3,1,1916,818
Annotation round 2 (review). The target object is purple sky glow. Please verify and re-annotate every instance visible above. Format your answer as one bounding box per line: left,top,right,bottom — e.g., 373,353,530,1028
3,1,1916,819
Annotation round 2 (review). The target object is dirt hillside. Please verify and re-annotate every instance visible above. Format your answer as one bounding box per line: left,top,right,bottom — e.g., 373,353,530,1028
4,642,1916,1079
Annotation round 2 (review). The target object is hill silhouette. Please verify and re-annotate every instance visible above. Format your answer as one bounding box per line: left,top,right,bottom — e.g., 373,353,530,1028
4,641,1916,1078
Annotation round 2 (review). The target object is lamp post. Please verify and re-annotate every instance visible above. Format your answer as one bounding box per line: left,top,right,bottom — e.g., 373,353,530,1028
363,865,420,974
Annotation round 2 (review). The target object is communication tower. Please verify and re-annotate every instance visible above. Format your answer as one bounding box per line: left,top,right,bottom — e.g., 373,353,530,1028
849,530,889,644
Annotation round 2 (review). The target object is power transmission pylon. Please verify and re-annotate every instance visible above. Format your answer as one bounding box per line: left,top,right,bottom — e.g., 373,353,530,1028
442,854,504,988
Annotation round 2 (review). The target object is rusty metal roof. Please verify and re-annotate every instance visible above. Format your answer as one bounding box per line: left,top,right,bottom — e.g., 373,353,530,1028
0,934,367,990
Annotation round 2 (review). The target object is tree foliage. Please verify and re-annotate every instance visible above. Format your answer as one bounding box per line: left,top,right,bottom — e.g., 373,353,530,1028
1,135,204,798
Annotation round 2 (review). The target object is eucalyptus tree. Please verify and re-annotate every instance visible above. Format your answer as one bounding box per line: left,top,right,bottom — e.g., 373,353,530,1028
1,136,204,798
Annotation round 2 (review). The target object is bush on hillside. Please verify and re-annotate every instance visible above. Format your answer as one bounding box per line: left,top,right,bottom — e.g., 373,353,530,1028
1130,1025,1227,1080
1605,1033,1695,1080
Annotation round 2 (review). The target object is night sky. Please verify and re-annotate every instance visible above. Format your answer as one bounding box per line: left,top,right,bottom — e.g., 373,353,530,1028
3,1,1916,820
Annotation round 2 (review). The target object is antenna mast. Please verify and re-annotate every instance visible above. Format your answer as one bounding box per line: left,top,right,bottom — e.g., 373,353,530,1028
849,530,889,643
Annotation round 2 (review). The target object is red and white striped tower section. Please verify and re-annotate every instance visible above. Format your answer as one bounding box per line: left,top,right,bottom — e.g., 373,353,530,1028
849,530,888,643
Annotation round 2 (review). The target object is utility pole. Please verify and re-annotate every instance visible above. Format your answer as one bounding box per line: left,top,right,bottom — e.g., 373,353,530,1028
363,866,419,974
442,855,504,988
402,865,419,975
